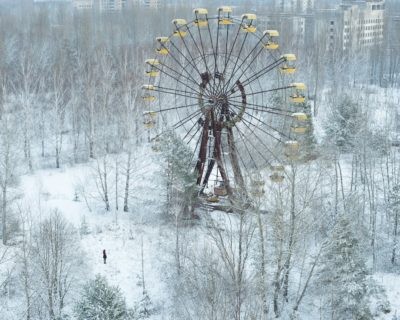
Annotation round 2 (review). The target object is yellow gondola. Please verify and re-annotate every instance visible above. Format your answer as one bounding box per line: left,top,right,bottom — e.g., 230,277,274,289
142,84,155,91
219,18,233,25
285,140,300,151
264,42,279,50
145,59,160,66
194,20,208,27
144,122,155,129
285,140,300,160
289,82,306,103
172,19,188,37
172,19,187,26
218,6,233,25
145,59,160,77
143,111,157,118
242,13,257,21
194,8,208,15
218,6,233,13
290,94,306,103
146,71,159,77
156,37,169,55
194,8,208,27
291,82,306,90
156,47,169,55
265,30,280,47
291,126,307,134
281,65,296,74
292,112,308,121
242,24,257,33
173,30,188,37
264,30,279,37
156,36,169,43
207,196,220,203
214,186,227,196
270,172,284,183
142,95,156,102
281,54,297,74
271,164,285,171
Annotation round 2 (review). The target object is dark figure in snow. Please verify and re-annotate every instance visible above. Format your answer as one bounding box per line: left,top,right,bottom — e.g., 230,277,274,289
103,249,107,264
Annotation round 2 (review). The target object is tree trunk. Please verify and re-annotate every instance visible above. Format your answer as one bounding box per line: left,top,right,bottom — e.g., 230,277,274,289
392,210,398,265
283,168,296,301
2,186,6,245
123,152,131,212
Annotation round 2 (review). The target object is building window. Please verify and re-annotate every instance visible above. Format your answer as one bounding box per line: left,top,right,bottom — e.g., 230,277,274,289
330,21,334,25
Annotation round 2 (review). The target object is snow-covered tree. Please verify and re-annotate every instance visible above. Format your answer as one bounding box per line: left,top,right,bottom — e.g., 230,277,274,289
74,274,128,320
159,131,198,217
389,184,400,265
316,214,373,320
324,94,365,152
31,211,83,320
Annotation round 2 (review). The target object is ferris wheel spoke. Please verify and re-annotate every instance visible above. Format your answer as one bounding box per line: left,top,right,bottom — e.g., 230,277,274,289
190,22,213,86
183,117,202,142
187,130,203,172
152,86,200,100
221,25,262,93
228,128,250,184
187,23,211,75
152,64,201,94
225,31,280,94
157,102,199,114
228,99,292,114
234,124,268,169
225,58,285,96
232,103,292,118
220,18,244,83
229,103,289,141
155,88,198,100
164,41,205,84
228,85,293,99
241,114,288,142
156,109,203,141
168,37,205,84
214,13,221,73
172,109,203,131
204,16,220,93
236,117,285,165
239,57,285,88
243,109,291,140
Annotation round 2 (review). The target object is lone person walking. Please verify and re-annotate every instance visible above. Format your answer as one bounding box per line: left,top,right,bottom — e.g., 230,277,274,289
103,249,107,264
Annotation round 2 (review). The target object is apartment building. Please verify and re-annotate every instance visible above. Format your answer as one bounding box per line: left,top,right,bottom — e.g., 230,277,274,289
143,0,159,8
73,0,93,9
99,0,123,10
341,0,385,52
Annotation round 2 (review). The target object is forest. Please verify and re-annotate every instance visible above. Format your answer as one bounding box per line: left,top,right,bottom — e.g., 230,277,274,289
0,1,400,319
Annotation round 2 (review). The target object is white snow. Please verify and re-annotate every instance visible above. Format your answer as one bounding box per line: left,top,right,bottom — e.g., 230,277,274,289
15,158,174,319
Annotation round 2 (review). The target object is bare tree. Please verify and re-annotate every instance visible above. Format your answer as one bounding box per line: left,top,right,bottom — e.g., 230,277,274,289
31,211,82,320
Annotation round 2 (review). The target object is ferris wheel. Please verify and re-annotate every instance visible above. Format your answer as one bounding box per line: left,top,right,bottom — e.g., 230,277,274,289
142,6,309,203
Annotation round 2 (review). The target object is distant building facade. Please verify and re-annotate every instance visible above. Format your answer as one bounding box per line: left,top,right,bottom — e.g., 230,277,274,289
143,0,159,8
73,0,128,10
341,0,385,52
99,0,123,11
264,0,385,54
73,0,93,9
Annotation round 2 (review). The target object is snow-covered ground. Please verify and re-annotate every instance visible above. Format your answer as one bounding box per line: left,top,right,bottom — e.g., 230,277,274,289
15,161,175,319
7,162,399,319
374,273,400,319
